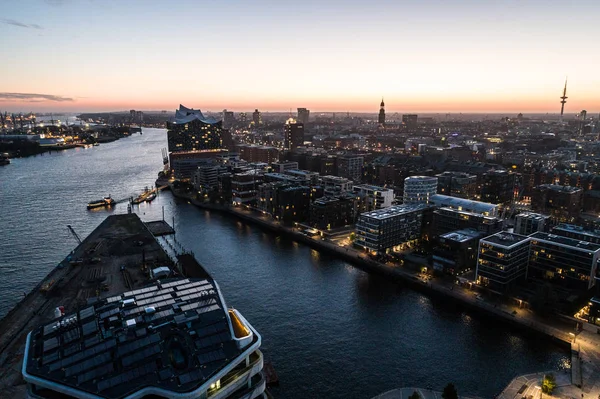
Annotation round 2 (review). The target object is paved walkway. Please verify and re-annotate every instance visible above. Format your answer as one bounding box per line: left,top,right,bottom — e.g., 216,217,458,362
373,387,482,399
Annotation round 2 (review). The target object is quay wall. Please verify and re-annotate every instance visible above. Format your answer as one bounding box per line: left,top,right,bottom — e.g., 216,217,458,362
171,189,572,349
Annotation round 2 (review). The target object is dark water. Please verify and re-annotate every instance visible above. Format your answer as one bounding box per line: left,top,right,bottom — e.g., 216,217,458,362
0,129,569,398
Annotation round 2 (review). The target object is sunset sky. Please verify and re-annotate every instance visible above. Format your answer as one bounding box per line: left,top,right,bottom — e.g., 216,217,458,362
1,0,599,113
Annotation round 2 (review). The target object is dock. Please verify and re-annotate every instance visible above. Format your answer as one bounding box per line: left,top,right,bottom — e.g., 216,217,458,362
0,214,191,395
144,220,175,236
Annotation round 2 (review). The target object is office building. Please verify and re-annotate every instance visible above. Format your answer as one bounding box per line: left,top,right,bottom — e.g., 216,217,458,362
236,144,279,164
192,164,228,192
169,151,228,180
433,207,504,237
284,118,304,151
514,212,551,236
284,169,320,185
476,232,530,291
222,109,235,129
436,171,478,199
297,108,310,125
433,229,483,274
252,109,261,126
271,161,298,173
355,204,428,254
429,194,499,217
353,184,394,212
531,184,583,223
402,114,418,131
310,194,357,230
480,170,516,206
337,155,364,182
320,175,353,196
231,171,263,205
529,232,600,291
403,176,438,205
552,224,600,245
22,278,265,399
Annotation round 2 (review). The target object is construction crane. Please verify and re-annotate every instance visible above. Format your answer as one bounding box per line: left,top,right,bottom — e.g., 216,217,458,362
67,225,82,244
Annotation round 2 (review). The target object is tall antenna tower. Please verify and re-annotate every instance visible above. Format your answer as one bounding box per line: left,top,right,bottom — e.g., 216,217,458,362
559,78,568,123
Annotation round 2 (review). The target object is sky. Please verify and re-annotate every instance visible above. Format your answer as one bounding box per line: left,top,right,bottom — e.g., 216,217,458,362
1,0,599,114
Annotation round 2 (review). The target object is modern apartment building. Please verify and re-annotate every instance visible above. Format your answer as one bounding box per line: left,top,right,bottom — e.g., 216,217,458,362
476,232,530,291
403,176,438,205
355,204,428,254
353,184,394,212
528,232,600,291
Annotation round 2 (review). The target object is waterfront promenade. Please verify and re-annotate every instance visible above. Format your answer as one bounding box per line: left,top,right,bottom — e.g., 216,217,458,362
175,189,600,399
372,387,482,399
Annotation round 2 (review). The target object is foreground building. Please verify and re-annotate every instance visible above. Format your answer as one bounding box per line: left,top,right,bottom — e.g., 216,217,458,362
22,278,265,399
355,204,428,254
528,232,600,291
476,232,530,291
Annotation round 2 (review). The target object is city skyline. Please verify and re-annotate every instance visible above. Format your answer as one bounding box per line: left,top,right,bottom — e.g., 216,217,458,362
1,0,600,113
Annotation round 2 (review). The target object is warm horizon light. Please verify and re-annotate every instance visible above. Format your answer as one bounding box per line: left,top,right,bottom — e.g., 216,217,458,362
1,0,600,114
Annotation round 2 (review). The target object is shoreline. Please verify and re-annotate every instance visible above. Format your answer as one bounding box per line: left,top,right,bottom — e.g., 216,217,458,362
171,188,574,347
169,187,600,397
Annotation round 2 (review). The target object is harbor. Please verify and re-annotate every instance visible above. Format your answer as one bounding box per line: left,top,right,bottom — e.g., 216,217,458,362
0,214,178,395
0,129,574,399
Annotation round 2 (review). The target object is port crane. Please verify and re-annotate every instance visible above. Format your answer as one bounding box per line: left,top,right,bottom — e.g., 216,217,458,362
67,225,82,244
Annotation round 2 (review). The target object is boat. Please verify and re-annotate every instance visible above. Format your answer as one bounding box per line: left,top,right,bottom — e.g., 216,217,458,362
145,192,156,202
93,143,99,146
0,154,10,166
87,196,115,210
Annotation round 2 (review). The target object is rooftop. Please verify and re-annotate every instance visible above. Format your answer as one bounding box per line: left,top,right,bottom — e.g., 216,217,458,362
23,278,258,398
535,184,582,193
429,194,498,216
481,232,529,249
173,104,220,125
440,229,483,243
360,204,429,220
529,232,600,252
516,212,551,221
553,224,600,240
353,184,392,192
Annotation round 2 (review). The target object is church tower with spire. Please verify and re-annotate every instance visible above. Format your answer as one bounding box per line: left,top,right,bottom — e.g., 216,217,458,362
378,98,385,125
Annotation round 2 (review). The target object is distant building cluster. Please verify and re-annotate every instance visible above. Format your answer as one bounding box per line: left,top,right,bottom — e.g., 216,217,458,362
163,96,600,319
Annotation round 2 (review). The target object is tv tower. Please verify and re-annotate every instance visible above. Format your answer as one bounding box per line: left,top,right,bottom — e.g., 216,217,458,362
559,78,568,123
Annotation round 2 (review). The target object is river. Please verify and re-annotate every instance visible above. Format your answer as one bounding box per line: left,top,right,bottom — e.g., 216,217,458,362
0,128,569,398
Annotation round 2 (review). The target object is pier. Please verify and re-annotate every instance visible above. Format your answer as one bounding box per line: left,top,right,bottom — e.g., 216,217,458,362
0,214,181,395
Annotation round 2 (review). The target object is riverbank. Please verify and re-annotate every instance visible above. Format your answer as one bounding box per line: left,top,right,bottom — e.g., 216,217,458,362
170,187,600,397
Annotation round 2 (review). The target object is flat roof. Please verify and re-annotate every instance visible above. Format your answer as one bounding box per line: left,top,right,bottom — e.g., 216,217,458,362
24,278,256,398
529,232,600,252
516,212,551,221
535,184,582,193
353,184,392,192
360,204,429,220
481,232,529,249
553,224,600,240
440,229,483,243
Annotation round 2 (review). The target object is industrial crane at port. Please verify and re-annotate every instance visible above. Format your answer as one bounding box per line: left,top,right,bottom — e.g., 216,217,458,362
67,225,82,244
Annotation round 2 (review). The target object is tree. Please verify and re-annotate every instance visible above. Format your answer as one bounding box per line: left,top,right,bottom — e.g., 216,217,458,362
408,392,421,399
542,373,556,394
442,383,458,399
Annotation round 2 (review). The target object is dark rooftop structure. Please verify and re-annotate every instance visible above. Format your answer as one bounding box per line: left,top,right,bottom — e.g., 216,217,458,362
529,232,600,252
23,278,263,398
